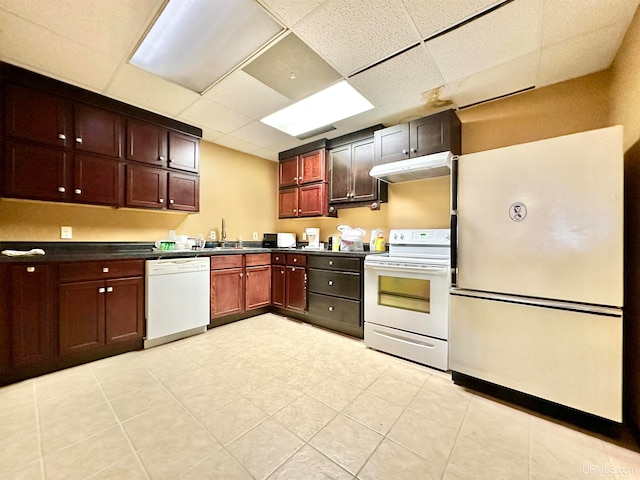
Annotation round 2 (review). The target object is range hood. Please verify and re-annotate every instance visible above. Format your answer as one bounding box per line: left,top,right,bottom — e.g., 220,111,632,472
369,151,453,183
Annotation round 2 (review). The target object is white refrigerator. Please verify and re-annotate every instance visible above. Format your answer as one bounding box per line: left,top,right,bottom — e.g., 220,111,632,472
450,126,623,422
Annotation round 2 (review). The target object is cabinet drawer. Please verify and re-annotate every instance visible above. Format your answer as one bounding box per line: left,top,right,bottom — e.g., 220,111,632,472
271,252,286,265
210,254,243,270
308,293,360,327
286,254,307,266
245,253,271,267
308,269,360,300
59,259,144,282
308,255,361,272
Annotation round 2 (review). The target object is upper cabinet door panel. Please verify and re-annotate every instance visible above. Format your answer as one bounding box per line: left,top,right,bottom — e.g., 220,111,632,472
329,145,351,203
411,115,448,157
279,156,298,188
4,83,70,147
374,123,409,165
73,154,121,206
74,104,122,158
125,164,167,209
168,131,199,173
168,172,199,212
351,139,377,202
126,119,167,166
300,149,326,184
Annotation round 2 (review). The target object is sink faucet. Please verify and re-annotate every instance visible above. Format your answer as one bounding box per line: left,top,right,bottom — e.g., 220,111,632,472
221,218,226,246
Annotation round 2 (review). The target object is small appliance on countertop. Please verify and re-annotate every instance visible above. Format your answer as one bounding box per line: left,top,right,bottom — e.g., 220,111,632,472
262,233,277,248
276,233,297,248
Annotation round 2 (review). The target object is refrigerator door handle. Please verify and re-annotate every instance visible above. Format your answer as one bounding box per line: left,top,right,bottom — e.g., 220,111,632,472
450,288,622,317
450,213,458,286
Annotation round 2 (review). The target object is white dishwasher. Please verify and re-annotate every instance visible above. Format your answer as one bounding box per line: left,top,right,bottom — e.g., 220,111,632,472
145,257,210,348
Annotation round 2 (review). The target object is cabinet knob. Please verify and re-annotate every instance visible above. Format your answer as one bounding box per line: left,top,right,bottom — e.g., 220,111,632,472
328,261,334,266
240,273,243,277
159,198,164,203
328,306,334,312
106,286,114,293
58,133,66,140
275,256,280,261
297,209,301,213
402,149,408,155
76,137,83,144
411,148,417,153
280,271,284,275
328,280,333,286
26,266,36,273
168,158,173,163
75,188,82,195
293,209,296,213
298,176,302,181
102,267,109,273
58,186,66,193
159,156,165,161
293,258,297,263
169,199,175,204
99,287,106,293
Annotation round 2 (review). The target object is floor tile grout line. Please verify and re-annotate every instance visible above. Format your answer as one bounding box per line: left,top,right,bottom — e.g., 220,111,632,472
87,365,152,480
437,388,473,480
32,379,46,480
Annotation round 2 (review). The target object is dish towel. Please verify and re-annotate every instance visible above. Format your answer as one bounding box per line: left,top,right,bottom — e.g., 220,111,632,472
1,248,46,256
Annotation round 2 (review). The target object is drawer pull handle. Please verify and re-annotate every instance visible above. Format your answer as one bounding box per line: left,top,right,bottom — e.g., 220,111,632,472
328,261,334,266
106,286,114,293
281,271,284,275
75,188,82,195
58,186,66,193
102,267,109,273
328,306,334,311
328,281,333,286
293,258,297,263
99,287,106,293
26,266,36,273
76,137,83,144
169,199,175,204
58,133,66,140
159,198,164,203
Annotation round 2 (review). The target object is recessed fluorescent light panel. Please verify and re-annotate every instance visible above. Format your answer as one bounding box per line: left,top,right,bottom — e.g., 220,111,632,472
130,0,284,93
260,81,374,137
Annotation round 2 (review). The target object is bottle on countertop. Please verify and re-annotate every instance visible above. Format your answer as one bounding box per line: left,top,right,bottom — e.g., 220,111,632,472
375,233,385,252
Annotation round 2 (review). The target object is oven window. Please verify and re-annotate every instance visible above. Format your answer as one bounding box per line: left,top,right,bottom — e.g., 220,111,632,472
378,276,430,313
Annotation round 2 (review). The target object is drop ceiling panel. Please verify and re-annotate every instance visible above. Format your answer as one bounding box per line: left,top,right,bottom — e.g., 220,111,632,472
451,52,538,107
252,147,279,162
242,33,342,101
403,0,503,38
427,0,543,83
538,25,627,87
179,98,253,134
204,70,292,119
292,0,421,75
229,121,295,148
107,64,200,117
257,0,325,26
350,45,446,110
214,134,263,155
541,0,640,47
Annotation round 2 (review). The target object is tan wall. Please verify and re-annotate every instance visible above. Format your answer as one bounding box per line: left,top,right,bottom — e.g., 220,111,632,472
0,140,278,243
610,6,640,430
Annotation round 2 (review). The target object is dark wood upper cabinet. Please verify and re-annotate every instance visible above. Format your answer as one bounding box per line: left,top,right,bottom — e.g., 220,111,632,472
168,131,199,173
125,164,168,209
278,148,328,218
126,118,167,166
299,183,328,217
279,156,299,188
74,103,122,158
300,149,326,184
168,171,199,212
328,144,351,203
4,83,70,147
278,187,298,219
73,154,122,206
374,110,461,165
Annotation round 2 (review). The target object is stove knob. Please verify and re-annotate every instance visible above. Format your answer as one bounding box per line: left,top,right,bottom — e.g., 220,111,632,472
393,233,398,240
400,233,405,240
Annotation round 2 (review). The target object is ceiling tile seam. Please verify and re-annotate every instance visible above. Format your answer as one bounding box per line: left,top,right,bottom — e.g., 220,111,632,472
533,0,549,89
458,85,535,110
347,43,422,79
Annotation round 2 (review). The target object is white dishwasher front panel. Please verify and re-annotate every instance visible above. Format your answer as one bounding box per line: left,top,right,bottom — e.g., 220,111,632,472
145,257,210,348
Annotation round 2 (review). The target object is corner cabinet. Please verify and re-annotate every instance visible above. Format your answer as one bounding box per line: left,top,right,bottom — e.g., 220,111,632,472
374,110,461,165
278,144,329,218
328,125,386,210
1,63,201,212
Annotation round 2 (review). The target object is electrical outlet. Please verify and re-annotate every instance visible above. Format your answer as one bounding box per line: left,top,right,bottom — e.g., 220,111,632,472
60,226,72,239
252,232,258,240
302,232,307,241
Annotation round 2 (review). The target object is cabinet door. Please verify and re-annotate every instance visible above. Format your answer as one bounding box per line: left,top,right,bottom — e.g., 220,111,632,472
125,164,168,209
279,156,299,187
59,280,106,355
410,114,450,157
73,154,121,206
11,264,53,366
245,265,272,310
329,144,351,203
351,138,377,202
105,277,144,344
374,123,410,164
168,172,199,212
299,183,327,217
4,83,70,147
126,118,167,166
4,141,70,201
272,265,286,307
74,104,122,158
211,268,244,318
300,149,326,184
286,266,306,312
279,187,299,218
168,131,199,172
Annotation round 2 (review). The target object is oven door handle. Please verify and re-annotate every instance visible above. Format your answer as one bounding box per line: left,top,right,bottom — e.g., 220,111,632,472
364,263,449,275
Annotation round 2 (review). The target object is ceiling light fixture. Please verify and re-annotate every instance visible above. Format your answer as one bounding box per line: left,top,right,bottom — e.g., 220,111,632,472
130,0,284,93
260,81,374,137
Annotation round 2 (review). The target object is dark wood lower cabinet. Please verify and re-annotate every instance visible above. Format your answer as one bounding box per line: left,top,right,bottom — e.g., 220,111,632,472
272,265,286,307
59,280,106,355
210,267,244,318
105,277,144,344
285,266,307,312
245,264,271,310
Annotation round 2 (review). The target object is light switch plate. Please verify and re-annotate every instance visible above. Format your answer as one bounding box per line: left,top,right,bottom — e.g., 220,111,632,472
253,232,258,240
61,226,72,239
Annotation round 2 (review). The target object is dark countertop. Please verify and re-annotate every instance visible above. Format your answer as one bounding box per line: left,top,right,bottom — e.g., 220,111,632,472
0,242,377,263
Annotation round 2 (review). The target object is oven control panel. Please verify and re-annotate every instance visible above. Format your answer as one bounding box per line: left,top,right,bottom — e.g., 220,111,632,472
389,229,450,246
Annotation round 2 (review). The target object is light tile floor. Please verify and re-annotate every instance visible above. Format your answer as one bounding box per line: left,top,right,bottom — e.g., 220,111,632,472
1,313,639,480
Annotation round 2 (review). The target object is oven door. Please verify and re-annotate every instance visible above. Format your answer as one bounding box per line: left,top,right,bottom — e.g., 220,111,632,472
364,261,449,339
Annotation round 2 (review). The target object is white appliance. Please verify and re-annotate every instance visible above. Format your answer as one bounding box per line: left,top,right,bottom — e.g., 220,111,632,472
277,233,296,248
364,229,451,370
369,151,452,183
305,227,320,249
450,126,623,422
145,257,210,348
